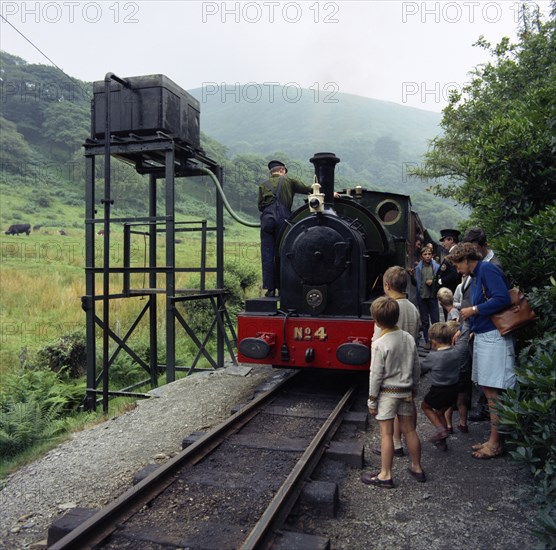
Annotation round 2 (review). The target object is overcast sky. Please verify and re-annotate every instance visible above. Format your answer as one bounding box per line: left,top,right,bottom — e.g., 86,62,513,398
0,1,551,112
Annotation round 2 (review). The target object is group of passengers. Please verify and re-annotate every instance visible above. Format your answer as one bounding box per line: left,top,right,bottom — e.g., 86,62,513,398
362,228,515,488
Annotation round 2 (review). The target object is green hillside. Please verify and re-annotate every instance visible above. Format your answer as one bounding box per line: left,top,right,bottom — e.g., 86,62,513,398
191,85,445,199
0,50,462,234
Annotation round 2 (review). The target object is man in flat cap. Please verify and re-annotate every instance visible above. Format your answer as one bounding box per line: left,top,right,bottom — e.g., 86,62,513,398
462,227,502,269
257,160,312,297
433,229,462,303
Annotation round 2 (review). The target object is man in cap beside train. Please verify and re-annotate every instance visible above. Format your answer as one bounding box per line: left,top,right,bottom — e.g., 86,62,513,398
258,160,340,297
434,229,462,293
258,160,313,297
433,229,462,321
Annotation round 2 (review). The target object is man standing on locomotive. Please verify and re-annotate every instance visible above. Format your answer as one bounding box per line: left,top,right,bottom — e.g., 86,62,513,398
258,160,313,297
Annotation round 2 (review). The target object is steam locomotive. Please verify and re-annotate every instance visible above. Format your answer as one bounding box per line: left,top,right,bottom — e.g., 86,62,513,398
237,152,427,371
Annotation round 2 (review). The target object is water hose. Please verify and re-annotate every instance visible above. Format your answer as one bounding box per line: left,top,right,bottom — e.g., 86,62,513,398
197,167,260,228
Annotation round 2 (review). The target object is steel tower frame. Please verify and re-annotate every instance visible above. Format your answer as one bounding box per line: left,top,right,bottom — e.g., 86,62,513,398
82,75,236,412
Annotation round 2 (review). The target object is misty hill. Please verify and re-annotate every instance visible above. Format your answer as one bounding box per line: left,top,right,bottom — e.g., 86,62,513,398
0,51,460,232
191,85,441,160
190,85,442,188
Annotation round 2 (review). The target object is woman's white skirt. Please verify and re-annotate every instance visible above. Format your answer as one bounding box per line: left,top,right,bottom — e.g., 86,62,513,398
472,329,516,389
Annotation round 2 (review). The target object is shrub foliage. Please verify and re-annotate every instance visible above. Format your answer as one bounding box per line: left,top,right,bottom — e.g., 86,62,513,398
412,5,556,546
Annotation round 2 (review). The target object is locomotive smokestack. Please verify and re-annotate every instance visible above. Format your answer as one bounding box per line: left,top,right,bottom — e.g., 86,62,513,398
310,152,340,207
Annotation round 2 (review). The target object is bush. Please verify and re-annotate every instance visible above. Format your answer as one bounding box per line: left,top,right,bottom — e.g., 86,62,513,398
223,257,259,309
498,337,556,474
179,257,259,336
0,398,68,459
1,365,85,414
36,332,87,379
0,334,87,461
494,205,556,289
35,195,52,208
497,280,556,549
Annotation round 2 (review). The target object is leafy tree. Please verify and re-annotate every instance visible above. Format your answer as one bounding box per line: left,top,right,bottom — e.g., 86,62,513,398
0,115,32,169
411,4,556,545
412,7,555,245
42,100,90,151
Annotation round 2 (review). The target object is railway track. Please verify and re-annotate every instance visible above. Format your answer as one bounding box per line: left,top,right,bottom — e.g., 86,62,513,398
49,370,368,549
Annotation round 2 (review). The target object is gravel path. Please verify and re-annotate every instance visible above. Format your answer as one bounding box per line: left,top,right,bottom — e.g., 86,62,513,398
0,364,540,549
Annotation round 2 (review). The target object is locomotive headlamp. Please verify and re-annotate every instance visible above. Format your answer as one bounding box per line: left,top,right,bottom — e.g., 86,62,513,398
238,332,275,359
309,179,325,213
337,337,370,366
309,197,322,210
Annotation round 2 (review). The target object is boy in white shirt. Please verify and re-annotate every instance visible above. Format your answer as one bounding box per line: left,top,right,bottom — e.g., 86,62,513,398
372,266,420,457
361,297,425,488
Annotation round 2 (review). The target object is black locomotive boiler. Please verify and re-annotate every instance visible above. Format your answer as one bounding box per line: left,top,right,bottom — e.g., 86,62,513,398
237,152,426,371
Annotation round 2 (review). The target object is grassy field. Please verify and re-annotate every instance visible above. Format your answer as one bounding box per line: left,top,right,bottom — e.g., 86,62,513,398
0,219,262,377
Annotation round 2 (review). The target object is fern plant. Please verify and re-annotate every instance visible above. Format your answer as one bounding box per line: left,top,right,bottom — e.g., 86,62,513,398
0,399,67,458
0,360,85,460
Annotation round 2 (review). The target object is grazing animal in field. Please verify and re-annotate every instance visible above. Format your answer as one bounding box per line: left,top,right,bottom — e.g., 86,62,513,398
5,223,31,236
59,229,68,236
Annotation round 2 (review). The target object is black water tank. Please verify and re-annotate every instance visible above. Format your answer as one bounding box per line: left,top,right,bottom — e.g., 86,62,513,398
92,74,200,149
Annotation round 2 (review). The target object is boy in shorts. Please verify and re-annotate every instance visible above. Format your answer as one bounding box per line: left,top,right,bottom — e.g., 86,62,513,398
421,322,470,451
372,266,421,457
361,296,425,488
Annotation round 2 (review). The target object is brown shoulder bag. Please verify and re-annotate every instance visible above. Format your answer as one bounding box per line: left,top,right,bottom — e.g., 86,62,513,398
490,288,537,336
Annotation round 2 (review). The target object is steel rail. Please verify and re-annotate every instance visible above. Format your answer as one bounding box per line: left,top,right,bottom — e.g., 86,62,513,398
240,384,356,550
49,371,298,550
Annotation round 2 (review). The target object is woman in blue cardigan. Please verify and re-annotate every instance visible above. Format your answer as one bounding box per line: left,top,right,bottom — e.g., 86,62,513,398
447,243,516,459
